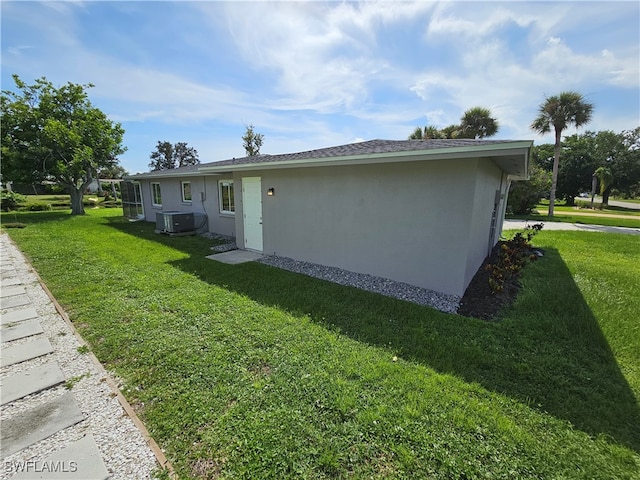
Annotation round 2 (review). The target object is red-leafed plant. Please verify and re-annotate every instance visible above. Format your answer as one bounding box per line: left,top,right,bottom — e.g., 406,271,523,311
486,223,544,294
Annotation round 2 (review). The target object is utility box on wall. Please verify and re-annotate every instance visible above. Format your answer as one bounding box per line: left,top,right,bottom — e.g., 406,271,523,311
155,211,195,234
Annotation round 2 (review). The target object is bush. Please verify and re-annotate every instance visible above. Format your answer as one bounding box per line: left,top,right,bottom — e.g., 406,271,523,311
575,199,604,209
29,203,53,211
485,223,543,294
1,191,27,211
507,165,551,215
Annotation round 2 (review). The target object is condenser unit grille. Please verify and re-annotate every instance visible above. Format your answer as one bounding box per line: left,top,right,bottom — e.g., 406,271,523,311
155,212,195,233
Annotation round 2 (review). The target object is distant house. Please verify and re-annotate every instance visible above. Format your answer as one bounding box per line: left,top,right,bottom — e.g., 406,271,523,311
124,139,531,298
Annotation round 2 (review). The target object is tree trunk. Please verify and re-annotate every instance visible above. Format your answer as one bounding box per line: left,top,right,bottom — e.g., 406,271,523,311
602,188,611,206
69,188,86,215
548,129,562,217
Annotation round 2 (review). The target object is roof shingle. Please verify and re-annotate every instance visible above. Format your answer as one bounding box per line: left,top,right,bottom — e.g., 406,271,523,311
206,139,522,167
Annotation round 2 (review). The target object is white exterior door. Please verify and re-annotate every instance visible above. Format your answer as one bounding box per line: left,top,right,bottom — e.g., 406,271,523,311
242,177,263,252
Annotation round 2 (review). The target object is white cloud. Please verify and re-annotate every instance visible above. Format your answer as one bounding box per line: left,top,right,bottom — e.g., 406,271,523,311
6,46,34,56
196,1,435,114
2,0,637,172
532,36,638,88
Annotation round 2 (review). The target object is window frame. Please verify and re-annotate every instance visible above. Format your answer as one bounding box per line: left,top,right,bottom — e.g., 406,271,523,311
218,180,235,214
151,182,162,207
181,181,192,203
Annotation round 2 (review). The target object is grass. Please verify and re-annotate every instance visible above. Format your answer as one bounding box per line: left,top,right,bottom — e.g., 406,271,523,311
3,209,640,479
508,214,640,228
2,194,121,212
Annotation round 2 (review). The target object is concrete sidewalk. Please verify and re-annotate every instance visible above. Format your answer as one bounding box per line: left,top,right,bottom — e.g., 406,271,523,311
1,233,168,479
503,219,640,235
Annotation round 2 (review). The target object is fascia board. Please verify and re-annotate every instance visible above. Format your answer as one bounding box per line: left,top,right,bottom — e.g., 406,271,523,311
125,171,221,181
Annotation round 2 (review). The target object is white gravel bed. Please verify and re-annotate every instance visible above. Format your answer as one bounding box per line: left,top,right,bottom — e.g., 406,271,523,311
258,255,461,313
201,232,238,252
1,233,160,480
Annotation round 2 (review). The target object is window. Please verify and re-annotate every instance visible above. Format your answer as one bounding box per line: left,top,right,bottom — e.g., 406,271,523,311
219,180,234,214
181,181,192,203
151,182,162,206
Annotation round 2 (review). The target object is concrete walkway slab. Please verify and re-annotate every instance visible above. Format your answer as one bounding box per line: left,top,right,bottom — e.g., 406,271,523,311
1,294,31,309
2,319,44,343
1,362,65,405
1,307,39,326
1,285,27,298
206,249,264,264
1,276,24,287
0,392,86,459
10,434,109,480
1,270,19,280
0,337,53,367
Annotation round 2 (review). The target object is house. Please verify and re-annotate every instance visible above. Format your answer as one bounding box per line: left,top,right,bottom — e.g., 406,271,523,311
123,139,531,298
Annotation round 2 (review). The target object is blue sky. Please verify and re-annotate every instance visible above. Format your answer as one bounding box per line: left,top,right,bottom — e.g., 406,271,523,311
2,1,638,175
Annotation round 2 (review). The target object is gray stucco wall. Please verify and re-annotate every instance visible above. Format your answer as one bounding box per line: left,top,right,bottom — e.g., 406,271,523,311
463,159,506,290
136,176,235,237
236,158,497,297
204,176,235,237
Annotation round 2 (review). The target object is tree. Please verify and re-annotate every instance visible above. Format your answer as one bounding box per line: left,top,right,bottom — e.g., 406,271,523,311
1,75,126,215
594,166,614,206
530,91,594,216
98,164,128,179
547,130,639,205
408,107,498,140
610,128,640,200
459,106,499,139
148,141,199,170
554,133,599,204
507,162,552,215
423,126,445,139
242,124,264,156
408,125,445,140
507,145,552,214
408,127,424,140
440,124,461,139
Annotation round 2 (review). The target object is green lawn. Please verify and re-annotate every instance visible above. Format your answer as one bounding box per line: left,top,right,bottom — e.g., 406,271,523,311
537,199,640,216
2,194,120,212
507,213,640,228
3,209,639,479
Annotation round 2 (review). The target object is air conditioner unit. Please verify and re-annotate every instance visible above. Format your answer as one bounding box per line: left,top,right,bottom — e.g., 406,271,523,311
155,211,195,234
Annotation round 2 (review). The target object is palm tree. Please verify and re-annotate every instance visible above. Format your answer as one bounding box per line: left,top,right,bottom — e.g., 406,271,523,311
594,166,613,206
460,107,499,139
531,91,593,216
408,127,424,140
423,126,444,139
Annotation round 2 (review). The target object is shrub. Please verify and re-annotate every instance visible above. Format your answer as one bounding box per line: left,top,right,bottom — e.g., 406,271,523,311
29,203,53,211
485,223,543,294
575,199,603,209
507,165,551,215
1,191,27,211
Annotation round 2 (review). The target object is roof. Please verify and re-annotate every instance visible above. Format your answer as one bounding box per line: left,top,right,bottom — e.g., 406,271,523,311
126,163,204,180
206,139,523,167
127,139,532,180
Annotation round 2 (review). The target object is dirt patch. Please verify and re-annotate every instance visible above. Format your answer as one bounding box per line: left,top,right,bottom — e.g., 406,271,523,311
457,241,539,321
190,458,224,479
